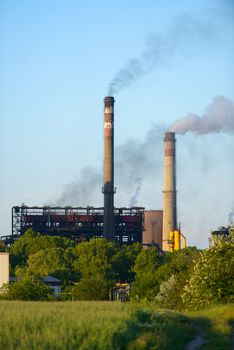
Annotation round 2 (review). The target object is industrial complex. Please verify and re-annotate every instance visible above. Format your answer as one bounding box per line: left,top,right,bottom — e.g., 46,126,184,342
1,97,185,252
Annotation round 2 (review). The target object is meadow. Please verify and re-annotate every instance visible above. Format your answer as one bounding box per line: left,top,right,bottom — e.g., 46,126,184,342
0,301,233,350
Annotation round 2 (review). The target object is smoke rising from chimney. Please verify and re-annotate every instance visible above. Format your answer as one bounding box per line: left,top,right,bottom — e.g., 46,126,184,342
49,117,233,248
54,167,102,207
52,95,234,207
229,212,234,224
169,96,234,135
108,14,214,95
228,205,234,225
51,125,164,207
128,177,143,207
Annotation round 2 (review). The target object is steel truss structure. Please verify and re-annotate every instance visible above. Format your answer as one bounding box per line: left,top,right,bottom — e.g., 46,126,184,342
1,206,144,245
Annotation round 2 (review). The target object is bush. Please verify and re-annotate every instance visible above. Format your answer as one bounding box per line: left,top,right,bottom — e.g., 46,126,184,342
72,277,112,300
156,274,182,309
182,237,234,310
0,278,53,301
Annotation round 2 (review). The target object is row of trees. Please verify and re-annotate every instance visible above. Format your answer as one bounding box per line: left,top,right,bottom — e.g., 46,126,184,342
1,228,233,309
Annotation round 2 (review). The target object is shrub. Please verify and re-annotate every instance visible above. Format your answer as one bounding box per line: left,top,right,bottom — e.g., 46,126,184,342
72,277,112,300
182,237,234,310
1,278,53,301
156,274,182,309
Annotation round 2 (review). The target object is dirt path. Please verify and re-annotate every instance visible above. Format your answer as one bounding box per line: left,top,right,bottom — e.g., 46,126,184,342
231,324,234,350
185,328,207,350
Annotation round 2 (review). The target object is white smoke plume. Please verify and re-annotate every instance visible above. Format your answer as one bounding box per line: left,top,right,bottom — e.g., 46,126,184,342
48,122,234,248
229,212,234,224
108,13,214,95
228,204,234,225
169,96,234,135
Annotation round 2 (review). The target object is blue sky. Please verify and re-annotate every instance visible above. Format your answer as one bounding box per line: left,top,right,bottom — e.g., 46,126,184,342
0,0,233,248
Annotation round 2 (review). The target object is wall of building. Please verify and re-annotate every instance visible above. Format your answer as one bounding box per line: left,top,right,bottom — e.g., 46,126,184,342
143,210,163,249
0,253,9,288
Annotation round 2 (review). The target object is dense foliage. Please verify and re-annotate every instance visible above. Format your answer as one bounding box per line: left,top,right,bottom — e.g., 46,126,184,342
1,277,52,301
72,277,112,300
1,228,233,310
182,236,234,309
131,246,199,305
10,229,75,269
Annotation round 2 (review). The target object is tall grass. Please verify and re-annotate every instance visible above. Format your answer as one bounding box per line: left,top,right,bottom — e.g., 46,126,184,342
186,304,234,350
0,302,232,349
0,301,195,350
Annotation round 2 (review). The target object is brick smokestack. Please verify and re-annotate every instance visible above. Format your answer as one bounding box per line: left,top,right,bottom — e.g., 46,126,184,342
103,96,115,241
162,132,177,251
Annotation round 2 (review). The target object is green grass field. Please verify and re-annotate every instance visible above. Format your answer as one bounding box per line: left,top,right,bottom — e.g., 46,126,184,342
0,301,233,350
185,304,234,350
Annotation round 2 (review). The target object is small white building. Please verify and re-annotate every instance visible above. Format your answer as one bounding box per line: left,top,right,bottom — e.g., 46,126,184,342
10,275,61,297
44,276,61,297
0,252,9,288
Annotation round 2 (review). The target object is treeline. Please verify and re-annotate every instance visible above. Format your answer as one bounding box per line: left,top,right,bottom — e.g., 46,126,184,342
0,228,233,310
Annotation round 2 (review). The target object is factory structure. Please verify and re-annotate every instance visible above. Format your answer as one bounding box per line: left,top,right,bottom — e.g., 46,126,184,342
1,97,185,252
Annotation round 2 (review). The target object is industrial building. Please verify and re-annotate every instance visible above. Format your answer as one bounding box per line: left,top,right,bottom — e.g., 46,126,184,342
142,210,163,249
208,226,233,247
2,205,163,249
3,206,144,245
1,97,181,252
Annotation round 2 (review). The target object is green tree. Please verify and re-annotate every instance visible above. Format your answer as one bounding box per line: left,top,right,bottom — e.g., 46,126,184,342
131,247,199,303
72,277,111,301
1,277,52,301
73,238,119,280
27,247,70,280
72,239,142,300
182,236,234,310
130,248,162,301
10,229,75,269
155,247,199,285
10,229,38,267
0,241,7,252
111,242,142,281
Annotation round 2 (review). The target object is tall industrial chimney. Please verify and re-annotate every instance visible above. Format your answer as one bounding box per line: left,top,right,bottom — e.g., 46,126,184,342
103,96,115,241
162,132,177,251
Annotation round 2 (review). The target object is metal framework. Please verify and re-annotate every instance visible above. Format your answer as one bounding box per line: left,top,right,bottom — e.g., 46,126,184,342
1,206,145,245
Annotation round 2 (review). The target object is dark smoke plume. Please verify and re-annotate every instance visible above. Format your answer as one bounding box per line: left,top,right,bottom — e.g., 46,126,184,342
108,14,214,95
169,96,234,135
128,177,143,207
53,94,234,207
53,167,102,206
48,120,233,248
52,125,164,207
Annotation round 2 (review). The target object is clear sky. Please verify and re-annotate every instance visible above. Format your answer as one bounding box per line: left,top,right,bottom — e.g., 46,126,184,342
0,0,233,248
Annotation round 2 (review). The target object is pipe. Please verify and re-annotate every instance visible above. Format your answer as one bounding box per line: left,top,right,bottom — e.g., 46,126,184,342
180,232,187,249
174,230,181,251
169,230,186,252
